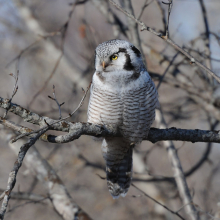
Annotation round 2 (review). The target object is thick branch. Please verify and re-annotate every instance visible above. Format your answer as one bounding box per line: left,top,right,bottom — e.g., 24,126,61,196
1,116,220,145
1,97,220,144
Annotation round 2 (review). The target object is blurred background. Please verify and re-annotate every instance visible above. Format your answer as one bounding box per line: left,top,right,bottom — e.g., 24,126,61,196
0,0,220,219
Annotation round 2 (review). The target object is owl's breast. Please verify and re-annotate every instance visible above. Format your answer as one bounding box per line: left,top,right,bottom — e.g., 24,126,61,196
87,71,158,142
87,85,123,132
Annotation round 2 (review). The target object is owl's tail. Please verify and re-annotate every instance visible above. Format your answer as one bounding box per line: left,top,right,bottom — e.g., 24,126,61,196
102,137,133,199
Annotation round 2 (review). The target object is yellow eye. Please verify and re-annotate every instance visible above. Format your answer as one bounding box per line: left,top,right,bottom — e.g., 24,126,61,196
111,55,118,60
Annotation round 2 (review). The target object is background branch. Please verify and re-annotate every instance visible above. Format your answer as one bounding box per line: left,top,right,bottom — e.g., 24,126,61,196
0,127,49,220
156,110,200,220
0,129,92,220
108,0,220,83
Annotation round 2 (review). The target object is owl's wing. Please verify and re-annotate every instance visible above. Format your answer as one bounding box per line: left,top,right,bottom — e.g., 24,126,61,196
148,75,160,109
142,73,159,133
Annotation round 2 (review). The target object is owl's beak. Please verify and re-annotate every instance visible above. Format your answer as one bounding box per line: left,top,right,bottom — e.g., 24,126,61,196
102,61,105,69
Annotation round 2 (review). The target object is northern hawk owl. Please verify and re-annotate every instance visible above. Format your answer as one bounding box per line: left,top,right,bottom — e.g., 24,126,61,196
88,39,159,198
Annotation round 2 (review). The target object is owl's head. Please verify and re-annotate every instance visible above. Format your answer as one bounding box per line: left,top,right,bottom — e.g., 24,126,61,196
95,39,145,73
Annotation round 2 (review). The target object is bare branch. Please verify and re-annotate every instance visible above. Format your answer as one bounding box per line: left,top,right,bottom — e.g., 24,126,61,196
123,0,145,60
28,53,63,108
3,71,19,119
162,0,173,38
6,197,49,214
0,126,49,220
108,0,220,84
91,0,128,38
27,1,79,108
198,0,212,72
1,113,220,145
184,121,218,177
48,85,64,119
137,0,154,20
185,142,212,177
156,110,200,220
5,32,61,68
156,52,179,90
7,82,91,143
155,0,166,34
132,184,185,220
0,129,93,220
0,189,46,202
10,0,87,109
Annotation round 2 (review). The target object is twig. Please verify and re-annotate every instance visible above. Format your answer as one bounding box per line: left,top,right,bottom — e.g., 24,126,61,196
91,0,128,38
68,82,91,117
78,154,105,170
156,52,179,90
27,177,38,193
123,0,145,62
0,190,45,202
197,207,220,220
155,0,166,34
162,0,173,38
108,0,220,84
210,32,220,46
184,121,218,177
132,184,185,220
7,198,49,213
27,1,79,108
11,82,91,143
5,31,61,69
137,0,154,20
48,85,64,119
183,47,220,62
70,0,89,5
28,53,63,108
3,71,19,119
198,0,212,72
184,142,212,177
6,39,42,68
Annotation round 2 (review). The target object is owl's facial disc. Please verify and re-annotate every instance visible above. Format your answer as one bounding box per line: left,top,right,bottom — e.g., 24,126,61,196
95,40,144,74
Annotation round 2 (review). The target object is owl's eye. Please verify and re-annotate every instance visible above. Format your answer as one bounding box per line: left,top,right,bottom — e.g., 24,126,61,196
111,54,118,60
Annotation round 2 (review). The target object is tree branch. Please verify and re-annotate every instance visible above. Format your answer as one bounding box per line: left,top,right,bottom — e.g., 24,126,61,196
1,96,220,144
198,0,212,72
0,127,49,220
132,184,185,220
91,0,128,38
0,129,93,220
155,110,200,220
123,0,145,60
108,0,220,84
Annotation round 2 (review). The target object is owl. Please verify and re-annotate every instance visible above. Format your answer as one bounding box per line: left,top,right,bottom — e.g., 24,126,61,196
87,39,159,199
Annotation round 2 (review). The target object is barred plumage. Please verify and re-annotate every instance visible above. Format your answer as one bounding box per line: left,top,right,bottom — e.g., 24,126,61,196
88,39,158,198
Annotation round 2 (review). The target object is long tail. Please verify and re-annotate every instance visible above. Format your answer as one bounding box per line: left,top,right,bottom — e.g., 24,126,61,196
102,137,133,199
